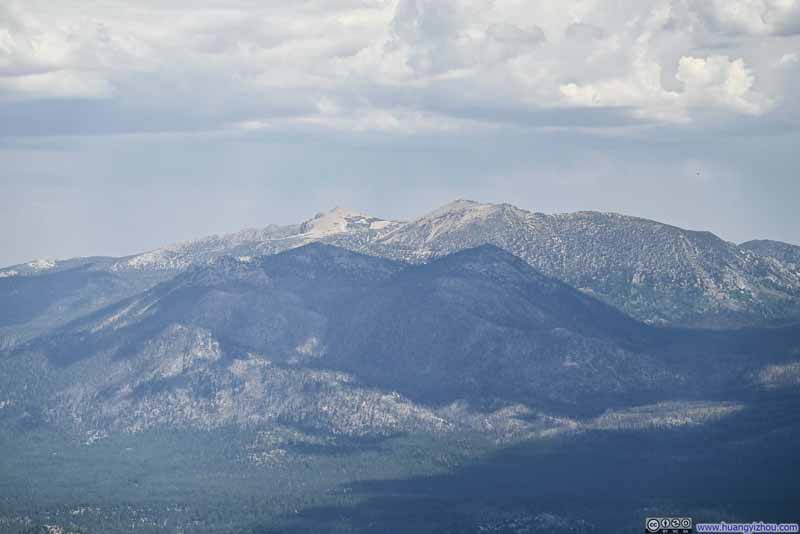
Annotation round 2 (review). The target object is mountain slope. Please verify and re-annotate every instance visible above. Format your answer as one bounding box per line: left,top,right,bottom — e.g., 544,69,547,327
0,209,403,349
365,200,800,328
0,263,156,350
12,244,797,439
326,245,669,408
741,239,800,266
32,244,404,368
326,245,800,409
4,201,800,337
107,208,404,273
6,246,453,437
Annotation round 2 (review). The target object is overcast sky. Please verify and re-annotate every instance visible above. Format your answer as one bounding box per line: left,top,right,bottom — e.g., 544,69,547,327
1,0,799,266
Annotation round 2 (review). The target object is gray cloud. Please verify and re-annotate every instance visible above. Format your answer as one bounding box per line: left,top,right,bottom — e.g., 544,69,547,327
565,22,606,41
689,0,800,36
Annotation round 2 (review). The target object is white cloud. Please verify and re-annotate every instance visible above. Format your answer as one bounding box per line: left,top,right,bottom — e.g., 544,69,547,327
0,2,143,100
560,54,770,121
0,0,796,134
676,55,769,114
0,70,114,100
234,106,497,135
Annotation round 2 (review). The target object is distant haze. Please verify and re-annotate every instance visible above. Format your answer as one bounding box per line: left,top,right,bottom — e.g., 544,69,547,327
2,0,799,266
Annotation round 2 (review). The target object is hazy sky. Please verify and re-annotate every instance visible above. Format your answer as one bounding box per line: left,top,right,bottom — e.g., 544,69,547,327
2,0,799,266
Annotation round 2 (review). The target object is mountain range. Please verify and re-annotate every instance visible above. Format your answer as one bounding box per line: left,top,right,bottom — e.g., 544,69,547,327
3,198,800,435
2,200,800,533
2,200,800,346
4,241,799,437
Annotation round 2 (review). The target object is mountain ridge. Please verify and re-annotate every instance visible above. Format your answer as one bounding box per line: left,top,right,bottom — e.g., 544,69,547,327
741,239,800,265
2,200,800,330
9,243,798,437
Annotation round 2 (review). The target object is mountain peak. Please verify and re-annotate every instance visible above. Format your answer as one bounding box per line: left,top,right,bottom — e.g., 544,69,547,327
414,244,550,285
299,207,397,237
378,200,525,248
422,199,494,218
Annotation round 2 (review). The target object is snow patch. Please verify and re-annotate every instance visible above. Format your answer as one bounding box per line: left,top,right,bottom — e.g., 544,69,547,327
27,259,56,270
369,219,394,230
300,207,368,237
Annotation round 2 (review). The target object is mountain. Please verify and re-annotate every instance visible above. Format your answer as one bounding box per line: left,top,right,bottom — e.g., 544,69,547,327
106,207,404,273
326,245,664,407
9,243,797,440
0,208,402,279
741,239,800,266
34,244,404,368
364,200,800,328
4,243,800,534
0,209,403,350
3,201,800,349
327,244,800,409
5,246,447,437
0,261,158,350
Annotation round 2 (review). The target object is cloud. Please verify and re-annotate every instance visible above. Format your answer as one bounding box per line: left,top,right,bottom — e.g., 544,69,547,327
0,2,142,100
0,0,796,136
384,0,546,76
676,55,769,114
0,4,70,77
689,0,800,36
0,70,114,101
778,52,799,66
564,22,606,41
2,1,800,269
